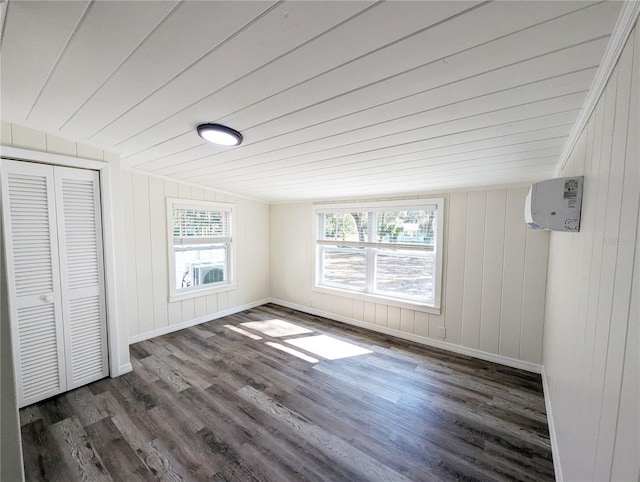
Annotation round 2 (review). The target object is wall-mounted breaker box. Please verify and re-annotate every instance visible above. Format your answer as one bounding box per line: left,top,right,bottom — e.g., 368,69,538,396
525,176,583,231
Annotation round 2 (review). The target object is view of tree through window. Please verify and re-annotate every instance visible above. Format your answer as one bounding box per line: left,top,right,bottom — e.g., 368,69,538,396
316,201,442,308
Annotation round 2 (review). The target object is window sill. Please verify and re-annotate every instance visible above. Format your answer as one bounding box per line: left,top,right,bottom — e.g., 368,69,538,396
169,283,236,303
312,285,441,315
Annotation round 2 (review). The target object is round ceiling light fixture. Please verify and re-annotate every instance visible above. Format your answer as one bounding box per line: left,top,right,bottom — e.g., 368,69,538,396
196,123,243,146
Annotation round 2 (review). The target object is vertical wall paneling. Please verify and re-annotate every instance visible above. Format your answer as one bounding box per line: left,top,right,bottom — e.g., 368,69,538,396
352,299,364,321
194,296,207,320
387,306,401,331
414,311,429,338
122,171,139,335
400,308,415,334
519,227,548,363
45,134,77,157
444,192,467,346
181,298,195,323
479,190,506,354
148,177,168,329
10,124,46,151
610,223,638,481
234,199,246,306
132,173,154,334
206,294,218,314
1,121,13,144
76,144,104,162
217,291,229,313
544,20,639,481
499,189,527,359
167,302,182,326
363,301,375,324
596,26,638,481
461,191,486,349
374,303,388,327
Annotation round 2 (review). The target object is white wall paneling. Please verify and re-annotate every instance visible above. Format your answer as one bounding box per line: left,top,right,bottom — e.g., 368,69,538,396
543,17,639,481
270,186,549,369
121,170,270,341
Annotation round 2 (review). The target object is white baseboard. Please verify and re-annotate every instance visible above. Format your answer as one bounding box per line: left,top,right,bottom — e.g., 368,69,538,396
541,366,563,482
269,298,543,374
128,298,270,344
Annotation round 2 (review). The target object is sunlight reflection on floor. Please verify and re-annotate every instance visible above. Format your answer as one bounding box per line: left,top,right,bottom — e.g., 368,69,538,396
224,325,262,340
285,335,373,360
265,342,319,363
240,319,313,337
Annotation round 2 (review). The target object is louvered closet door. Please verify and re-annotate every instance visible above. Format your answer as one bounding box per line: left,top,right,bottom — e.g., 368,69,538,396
0,160,66,407
54,167,108,390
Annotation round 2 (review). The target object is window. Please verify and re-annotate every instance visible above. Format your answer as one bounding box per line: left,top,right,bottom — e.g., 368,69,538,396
314,199,444,313
167,199,235,300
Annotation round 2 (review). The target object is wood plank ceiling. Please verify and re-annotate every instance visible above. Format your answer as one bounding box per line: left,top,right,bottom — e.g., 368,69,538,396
1,1,623,202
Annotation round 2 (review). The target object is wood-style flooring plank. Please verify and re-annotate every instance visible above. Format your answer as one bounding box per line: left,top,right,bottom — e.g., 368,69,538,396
20,303,555,481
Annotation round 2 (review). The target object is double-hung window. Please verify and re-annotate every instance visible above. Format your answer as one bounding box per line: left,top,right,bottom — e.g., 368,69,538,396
168,199,235,301
314,199,444,313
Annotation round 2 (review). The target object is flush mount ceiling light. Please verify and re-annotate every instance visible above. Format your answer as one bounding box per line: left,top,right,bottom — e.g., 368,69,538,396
197,123,243,146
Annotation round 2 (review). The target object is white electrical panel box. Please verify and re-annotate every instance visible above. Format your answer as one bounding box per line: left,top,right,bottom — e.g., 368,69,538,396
525,176,583,231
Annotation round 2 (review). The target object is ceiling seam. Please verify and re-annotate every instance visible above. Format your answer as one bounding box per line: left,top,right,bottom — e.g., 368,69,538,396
195,141,571,187
57,0,184,131
185,109,581,182
136,63,598,172
166,90,589,178
131,126,572,176
208,150,566,190
87,0,285,140
25,0,94,120
235,150,561,184
125,60,598,165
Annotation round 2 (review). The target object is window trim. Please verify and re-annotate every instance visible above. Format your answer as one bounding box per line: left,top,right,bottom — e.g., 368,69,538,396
312,198,444,314
167,198,236,302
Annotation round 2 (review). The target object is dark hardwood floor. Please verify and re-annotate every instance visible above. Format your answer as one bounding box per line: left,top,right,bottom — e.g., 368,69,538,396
20,304,554,481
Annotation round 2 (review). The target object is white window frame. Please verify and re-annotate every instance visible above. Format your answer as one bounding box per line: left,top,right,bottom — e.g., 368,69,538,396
313,198,444,314
167,198,236,302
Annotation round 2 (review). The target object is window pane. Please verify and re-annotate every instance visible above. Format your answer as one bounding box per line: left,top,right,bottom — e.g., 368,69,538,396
174,244,227,289
375,210,435,246
374,251,434,300
321,212,368,242
321,249,366,289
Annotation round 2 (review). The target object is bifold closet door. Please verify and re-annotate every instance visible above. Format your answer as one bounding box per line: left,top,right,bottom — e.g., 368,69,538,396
1,160,108,407
54,166,108,391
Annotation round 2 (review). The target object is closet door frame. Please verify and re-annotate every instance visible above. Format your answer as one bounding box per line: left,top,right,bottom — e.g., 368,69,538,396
1,146,131,383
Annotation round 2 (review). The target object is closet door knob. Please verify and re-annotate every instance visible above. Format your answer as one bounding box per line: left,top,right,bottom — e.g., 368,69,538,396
42,295,54,303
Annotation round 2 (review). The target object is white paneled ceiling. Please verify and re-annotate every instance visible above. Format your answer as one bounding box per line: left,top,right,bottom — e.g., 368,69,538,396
1,1,623,201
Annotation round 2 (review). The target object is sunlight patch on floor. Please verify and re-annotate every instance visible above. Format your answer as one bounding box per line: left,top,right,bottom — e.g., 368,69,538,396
266,342,319,363
285,335,373,360
224,325,262,340
241,319,313,337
